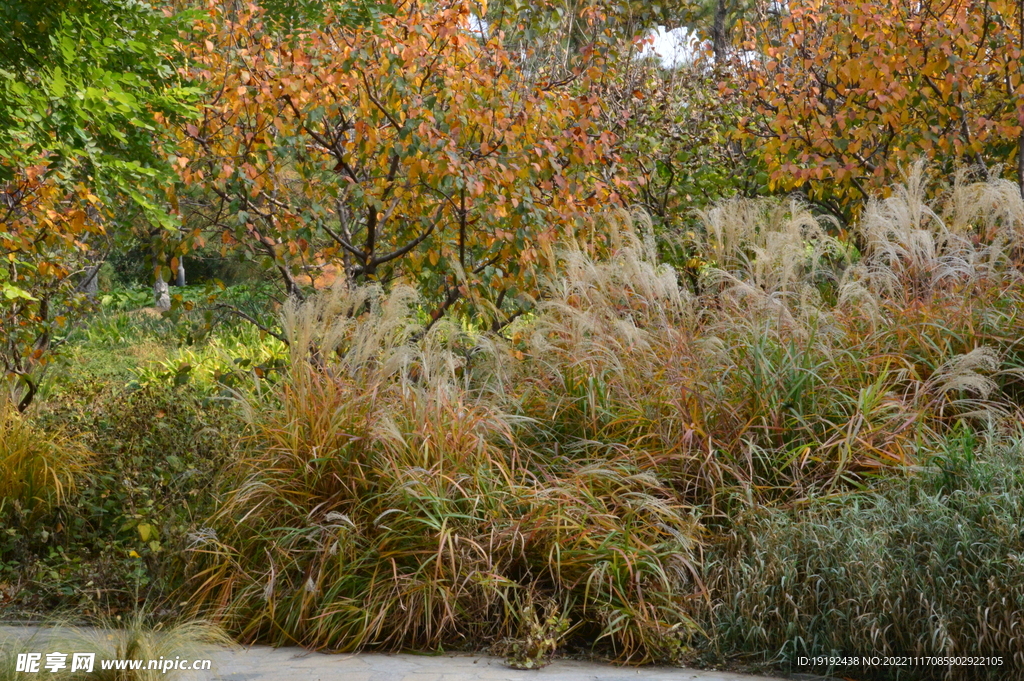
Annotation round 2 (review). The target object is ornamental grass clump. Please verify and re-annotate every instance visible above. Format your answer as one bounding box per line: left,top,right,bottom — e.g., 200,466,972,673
518,172,1024,508
516,208,922,508
184,281,701,663
0,615,233,681
64,615,234,681
0,399,93,519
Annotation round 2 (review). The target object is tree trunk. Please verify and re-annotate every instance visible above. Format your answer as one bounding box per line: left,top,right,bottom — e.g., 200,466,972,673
1018,132,1024,199
712,0,728,65
76,227,103,298
81,266,100,298
78,259,102,299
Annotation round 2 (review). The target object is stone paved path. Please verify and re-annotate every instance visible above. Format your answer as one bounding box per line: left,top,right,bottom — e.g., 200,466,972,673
201,645,787,681
1,626,790,681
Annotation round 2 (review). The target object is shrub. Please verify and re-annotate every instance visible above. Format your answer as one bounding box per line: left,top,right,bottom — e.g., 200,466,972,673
3,327,238,615
698,428,1024,680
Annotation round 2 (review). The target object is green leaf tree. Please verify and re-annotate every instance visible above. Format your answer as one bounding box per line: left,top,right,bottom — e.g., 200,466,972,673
0,0,200,409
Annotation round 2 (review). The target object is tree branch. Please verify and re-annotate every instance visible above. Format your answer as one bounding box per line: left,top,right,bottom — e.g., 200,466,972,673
215,304,289,345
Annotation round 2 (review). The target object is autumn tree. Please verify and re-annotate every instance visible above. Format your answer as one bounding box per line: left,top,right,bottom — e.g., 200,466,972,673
0,0,198,409
734,0,1024,219
179,0,627,330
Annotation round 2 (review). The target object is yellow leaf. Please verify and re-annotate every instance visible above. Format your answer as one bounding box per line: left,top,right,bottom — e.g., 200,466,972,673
137,523,155,542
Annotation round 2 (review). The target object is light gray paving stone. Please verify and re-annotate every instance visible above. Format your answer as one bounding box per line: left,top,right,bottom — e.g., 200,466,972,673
0,626,787,681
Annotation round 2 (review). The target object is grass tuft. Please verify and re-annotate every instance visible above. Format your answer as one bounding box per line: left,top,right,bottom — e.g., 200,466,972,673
184,281,700,663
0,400,93,519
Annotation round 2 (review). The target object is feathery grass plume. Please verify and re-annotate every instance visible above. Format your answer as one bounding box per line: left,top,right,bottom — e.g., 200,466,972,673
696,197,844,295
519,206,927,507
531,181,1021,508
835,265,885,331
944,165,1024,254
185,280,702,663
693,198,849,346
533,209,693,344
923,347,1008,422
856,161,976,301
0,399,93,518
517,210,694,453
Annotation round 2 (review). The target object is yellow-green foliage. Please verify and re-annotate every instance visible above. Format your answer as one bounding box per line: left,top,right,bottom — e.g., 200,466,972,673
132,322,288,392
0,401,93,517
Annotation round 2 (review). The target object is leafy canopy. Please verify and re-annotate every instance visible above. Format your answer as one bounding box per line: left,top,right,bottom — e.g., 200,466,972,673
0,0,200,408
733,0,1024,217
180,0,628,326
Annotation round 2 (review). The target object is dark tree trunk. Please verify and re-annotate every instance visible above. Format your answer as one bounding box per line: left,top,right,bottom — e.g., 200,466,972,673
712,0,728,64
1018,132,1024,199
79,262,101,299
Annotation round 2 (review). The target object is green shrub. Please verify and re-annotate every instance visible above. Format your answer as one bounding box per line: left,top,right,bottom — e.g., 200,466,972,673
2,380,237,616
698,429,1024,680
